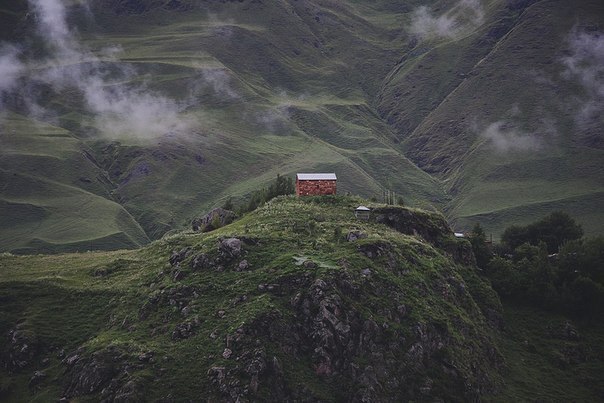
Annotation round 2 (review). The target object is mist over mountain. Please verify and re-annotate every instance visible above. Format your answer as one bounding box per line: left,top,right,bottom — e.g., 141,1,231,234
0,0,603,253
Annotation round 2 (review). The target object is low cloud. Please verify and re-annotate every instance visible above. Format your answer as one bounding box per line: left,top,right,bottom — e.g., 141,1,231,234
409,0,485,40
476,108,558,153
197,67,240,100
480,121,543,152
0,45,24,97
561,29,604,127
1,0,194,142
256,106,291,133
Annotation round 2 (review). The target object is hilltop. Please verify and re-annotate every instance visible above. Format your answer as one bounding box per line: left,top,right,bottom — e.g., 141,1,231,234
2,196,603,401
0,196,504,401
0,0,602,253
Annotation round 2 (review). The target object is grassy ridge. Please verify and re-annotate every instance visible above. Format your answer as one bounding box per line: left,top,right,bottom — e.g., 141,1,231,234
0,114,149,253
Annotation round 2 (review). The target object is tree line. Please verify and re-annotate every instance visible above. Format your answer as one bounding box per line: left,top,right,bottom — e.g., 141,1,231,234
469,212,604,318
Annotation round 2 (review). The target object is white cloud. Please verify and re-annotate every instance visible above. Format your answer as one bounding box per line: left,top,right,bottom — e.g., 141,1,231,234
0,0,195,142
561,29,604,126
409,0,485,40
0,45,24,95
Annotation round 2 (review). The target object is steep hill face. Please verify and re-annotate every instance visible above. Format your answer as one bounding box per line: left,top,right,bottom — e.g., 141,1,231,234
377,0,604,236
0,0,602,253
0,196,505,401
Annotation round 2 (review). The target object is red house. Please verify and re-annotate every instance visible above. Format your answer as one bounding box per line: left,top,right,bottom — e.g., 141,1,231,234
296,173,337,196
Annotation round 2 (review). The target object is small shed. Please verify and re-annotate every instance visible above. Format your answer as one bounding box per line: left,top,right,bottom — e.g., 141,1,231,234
296,173,337,196
355,205,371,220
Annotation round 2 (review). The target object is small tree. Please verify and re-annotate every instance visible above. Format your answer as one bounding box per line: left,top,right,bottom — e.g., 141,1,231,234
222,197,234,211
469,223,492,270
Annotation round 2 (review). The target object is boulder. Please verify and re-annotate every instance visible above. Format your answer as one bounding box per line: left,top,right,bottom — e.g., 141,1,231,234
3,326,38,372
346,230,367,242
190,253,211,271
237,260,250,271
29,370,46,388
219,238,242,260
169,247,191,266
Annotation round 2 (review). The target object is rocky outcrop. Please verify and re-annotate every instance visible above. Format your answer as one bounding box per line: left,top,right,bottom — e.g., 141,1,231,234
61,346,148,401
2,325,38,372
218,237,242,260
372,206,452,246
206,272,503,401
372,206,476,265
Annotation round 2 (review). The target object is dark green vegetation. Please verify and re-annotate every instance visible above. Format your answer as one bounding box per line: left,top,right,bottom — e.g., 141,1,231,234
2,196,603,401
471,212,604,320
0,0,602,253
463,212,604,400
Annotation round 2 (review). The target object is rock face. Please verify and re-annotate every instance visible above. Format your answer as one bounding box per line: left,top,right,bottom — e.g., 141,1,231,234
205,272,504,402
372,206,452,245
191,208,237,232
372,206,475,265
2,326,38,372
218,237,242,260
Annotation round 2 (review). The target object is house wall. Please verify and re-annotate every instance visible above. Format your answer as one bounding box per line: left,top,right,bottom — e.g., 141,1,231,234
296,179,337,196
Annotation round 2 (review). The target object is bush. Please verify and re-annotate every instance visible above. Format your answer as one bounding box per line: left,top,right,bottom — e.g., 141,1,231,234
241,174,295,213
501,211,583,253
469,223,492,270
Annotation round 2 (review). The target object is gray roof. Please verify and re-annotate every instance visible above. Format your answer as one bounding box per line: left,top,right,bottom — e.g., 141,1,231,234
296,173,337,181
356,205,371,211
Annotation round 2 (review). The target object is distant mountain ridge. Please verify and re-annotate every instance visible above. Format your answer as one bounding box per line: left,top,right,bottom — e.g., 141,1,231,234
0,0,602,253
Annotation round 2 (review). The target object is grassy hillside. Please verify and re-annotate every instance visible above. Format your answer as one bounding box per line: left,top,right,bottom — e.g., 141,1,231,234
0,113,150,253
377,0,604,237
1,196,602,401
0,196,504,401
0,0,602,253
1,0,449,252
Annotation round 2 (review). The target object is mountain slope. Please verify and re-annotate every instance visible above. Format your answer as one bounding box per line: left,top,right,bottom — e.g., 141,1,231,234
377,0,604,237
2,196,603,401
0,0,602,253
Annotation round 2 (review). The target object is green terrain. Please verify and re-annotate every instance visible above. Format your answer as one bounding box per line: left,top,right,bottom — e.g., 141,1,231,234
1,1,603,400
1,196,602,401
0,0,602,253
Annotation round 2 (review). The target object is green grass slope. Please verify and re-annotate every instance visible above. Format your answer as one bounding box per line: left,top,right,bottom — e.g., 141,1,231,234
0,196,505,401
377,0,604,237
0,113,150,253
1,0,602,253
1,0,449,252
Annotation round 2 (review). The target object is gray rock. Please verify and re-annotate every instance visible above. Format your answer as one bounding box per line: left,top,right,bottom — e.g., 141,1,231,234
190,253,211,271
5,326,38,372
169,247,191,266
172,320,198,340
29,370,46,388
347,230,367,242
302,260,317,269
237,260,250,271
172,269,185,281
219,238,242,259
